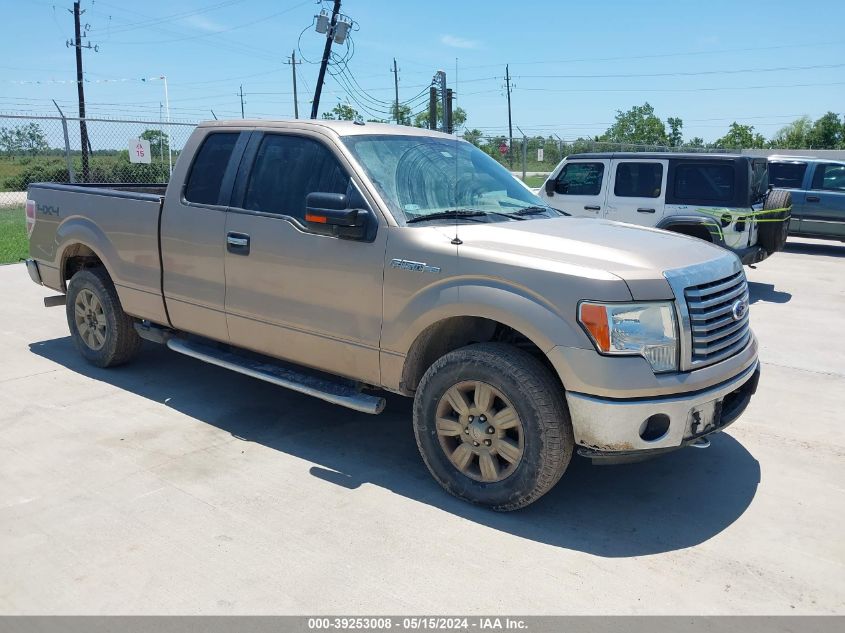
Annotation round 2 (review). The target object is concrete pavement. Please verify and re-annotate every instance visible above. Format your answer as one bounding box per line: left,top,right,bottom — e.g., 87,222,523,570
0,239,843,614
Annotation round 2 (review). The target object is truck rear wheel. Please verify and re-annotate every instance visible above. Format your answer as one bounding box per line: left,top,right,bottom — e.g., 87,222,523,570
66,267,141,368
413,343,573,511
758,189,792,254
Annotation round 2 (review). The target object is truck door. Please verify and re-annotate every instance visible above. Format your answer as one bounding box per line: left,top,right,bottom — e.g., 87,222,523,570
802,162,845,238
222,132,386,385
604,159,668,227
160,130,247,343
540,159,609,218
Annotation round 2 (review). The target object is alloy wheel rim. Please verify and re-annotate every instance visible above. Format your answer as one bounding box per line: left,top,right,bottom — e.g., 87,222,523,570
74,289,107,350
435,380,525,483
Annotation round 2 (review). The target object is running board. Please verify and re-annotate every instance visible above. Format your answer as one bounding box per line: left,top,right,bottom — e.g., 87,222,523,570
165,337,386,415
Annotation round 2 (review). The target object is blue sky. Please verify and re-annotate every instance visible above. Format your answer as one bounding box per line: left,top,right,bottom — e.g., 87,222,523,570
3,0,845,142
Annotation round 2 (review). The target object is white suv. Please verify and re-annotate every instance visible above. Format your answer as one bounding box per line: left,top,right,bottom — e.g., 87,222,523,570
539,152,790,264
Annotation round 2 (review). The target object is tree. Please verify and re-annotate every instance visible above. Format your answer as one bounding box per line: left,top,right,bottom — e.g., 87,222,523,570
806,112,843,149
687,137,706,149
139,129,169,159
321,103,359,121
1,123,48,157
771,116,813,149
600,102,669,146
667,117,684,147
413,104,466,132
715,122,765,149
462,128,484,146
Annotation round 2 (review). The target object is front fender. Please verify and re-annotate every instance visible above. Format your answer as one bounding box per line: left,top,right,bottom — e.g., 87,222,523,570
382,276,595,358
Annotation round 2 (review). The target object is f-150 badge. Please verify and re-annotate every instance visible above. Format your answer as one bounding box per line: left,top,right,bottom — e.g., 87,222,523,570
390,258,441,274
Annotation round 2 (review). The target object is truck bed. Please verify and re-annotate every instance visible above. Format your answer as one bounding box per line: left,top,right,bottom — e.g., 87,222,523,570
27,181,168,324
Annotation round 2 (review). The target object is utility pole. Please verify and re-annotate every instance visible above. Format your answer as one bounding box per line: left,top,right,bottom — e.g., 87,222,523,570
68,1,95,182
445,89,453,134
428,86,437,131
311,0,342,119
391,58,400,124
285,50,301,118
436,70,447,132
505,64,514,169
239,84,245,118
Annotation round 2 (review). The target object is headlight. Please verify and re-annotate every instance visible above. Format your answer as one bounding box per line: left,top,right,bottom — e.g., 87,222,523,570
578,301,678,373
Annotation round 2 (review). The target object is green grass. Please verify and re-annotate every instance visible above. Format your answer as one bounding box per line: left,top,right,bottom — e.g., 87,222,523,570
0,207,27,264
524,175,548,188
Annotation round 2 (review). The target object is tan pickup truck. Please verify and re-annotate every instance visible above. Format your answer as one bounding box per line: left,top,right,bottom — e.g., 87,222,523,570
25,120,760,510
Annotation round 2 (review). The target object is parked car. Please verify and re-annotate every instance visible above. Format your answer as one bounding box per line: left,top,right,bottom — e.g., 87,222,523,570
24,120,760,510
538,152,791,264
768,155,845,241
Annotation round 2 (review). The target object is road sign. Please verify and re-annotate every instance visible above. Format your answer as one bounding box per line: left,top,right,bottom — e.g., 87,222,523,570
129,138,151,164
537,148,544,162
499,143,508,155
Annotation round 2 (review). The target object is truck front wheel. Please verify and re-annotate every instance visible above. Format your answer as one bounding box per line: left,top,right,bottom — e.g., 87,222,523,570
413,343,573,511
66,267,141,368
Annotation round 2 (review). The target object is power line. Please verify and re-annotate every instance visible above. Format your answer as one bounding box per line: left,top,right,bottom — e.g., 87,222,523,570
515,62,845,80
516,80,845,94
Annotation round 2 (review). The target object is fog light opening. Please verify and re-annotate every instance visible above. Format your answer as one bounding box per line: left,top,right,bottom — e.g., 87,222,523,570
639,414,670,442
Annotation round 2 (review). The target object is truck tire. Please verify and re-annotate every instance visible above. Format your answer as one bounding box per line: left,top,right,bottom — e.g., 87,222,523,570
758,189,792,255
413,343,574,511
66,267,141,368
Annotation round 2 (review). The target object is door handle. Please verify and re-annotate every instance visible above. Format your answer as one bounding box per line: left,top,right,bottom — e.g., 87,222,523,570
226,232,250,255
637,207,656,213
584,205,601,211
807,195,820,202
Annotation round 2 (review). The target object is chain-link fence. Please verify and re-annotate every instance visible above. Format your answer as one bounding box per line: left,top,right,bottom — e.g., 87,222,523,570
0,114,197,208
463,134,730,180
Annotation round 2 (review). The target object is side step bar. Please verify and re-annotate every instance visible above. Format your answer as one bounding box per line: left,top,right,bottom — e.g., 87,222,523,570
165,337,386,415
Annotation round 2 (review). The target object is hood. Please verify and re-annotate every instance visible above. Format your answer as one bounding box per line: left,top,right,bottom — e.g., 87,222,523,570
455,217,736,300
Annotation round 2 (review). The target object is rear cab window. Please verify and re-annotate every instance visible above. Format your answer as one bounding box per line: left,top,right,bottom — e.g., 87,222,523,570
614,162,663,198
184,132,240,205
674,163,735,202
555,162,604,195
769,162,808,189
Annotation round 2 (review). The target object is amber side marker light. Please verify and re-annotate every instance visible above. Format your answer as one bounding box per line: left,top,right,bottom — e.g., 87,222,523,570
305,213,327,224
579,303,611,352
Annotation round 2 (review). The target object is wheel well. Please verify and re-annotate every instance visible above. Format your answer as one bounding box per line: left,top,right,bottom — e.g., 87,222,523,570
62,243,104,289
664,224,714,243
400,316,558,395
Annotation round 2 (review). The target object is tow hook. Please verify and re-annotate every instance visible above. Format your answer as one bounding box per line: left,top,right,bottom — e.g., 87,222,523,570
690,437,711,449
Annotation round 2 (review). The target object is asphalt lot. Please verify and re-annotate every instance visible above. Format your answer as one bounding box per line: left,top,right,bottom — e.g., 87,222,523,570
0,238,843,615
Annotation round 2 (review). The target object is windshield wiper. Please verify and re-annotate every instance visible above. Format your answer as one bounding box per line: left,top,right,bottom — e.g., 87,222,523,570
511,205,562,216
406,209,489,224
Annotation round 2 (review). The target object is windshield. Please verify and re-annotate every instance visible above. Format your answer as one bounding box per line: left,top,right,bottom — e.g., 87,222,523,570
341,134,558,224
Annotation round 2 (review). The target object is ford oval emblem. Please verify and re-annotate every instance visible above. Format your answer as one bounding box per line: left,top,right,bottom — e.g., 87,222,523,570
731,299,748,321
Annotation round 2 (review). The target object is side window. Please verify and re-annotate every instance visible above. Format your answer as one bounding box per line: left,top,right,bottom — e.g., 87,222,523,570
555,162,604,195
614,162,663,198
184,133,239,205
243,135,350,221
769,162,807,189
674,164,735,202
811,163,845,192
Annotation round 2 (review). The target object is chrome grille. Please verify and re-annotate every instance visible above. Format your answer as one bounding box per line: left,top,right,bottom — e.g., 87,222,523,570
684,270,751,366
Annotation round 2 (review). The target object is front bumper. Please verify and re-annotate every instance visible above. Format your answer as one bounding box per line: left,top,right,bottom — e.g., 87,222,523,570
25,258,42,285
566,360,760,457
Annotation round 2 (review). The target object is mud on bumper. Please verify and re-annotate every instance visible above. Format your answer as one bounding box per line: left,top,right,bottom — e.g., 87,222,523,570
566,361,760,459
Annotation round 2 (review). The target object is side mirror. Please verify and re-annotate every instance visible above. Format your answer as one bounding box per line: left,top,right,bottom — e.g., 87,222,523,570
305,192,372,240
544,179,556,196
